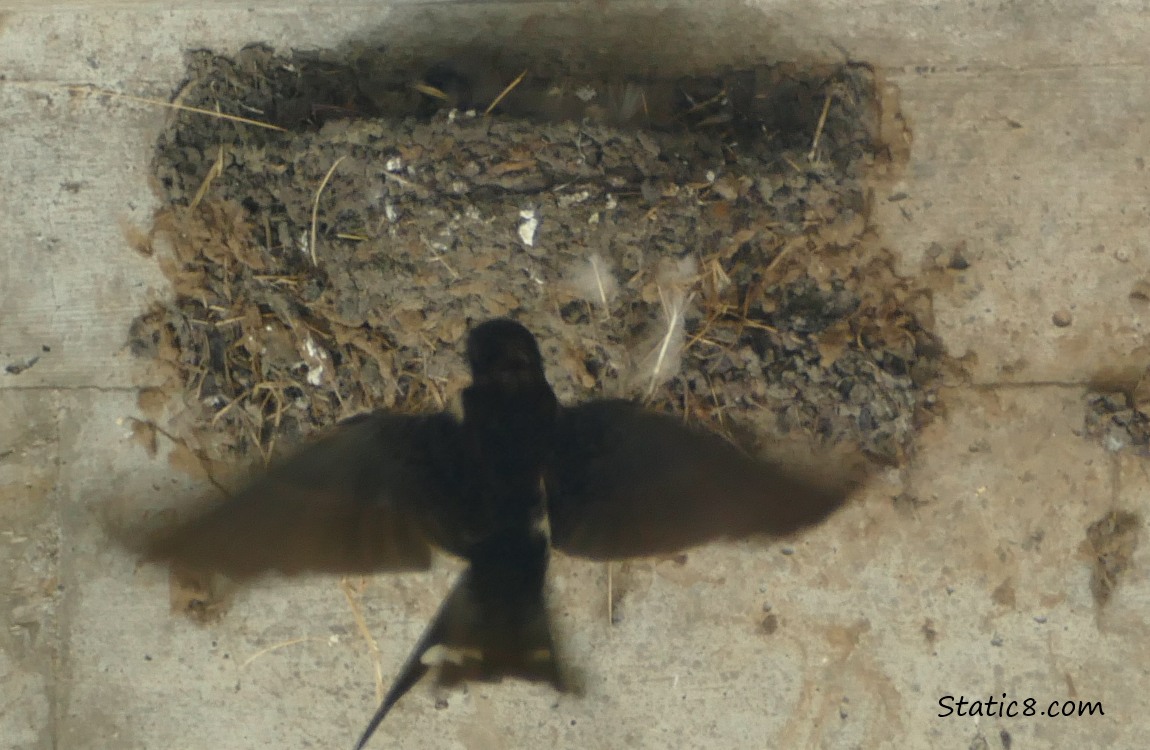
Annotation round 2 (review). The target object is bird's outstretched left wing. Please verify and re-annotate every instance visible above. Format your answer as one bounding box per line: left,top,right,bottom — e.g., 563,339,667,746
138,411,465,579
546,400,859,561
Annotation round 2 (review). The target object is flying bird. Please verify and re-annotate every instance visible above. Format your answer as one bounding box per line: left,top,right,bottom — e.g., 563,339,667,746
137,318,859,748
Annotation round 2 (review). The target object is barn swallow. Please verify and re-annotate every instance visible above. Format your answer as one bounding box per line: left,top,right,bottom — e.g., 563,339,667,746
138,318,858,748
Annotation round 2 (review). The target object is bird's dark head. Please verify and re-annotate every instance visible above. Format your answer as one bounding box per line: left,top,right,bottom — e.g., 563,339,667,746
465,319,546,385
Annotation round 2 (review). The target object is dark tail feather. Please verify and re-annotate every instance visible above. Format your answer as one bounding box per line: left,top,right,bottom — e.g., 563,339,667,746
353,562,564,749
352,655,430,750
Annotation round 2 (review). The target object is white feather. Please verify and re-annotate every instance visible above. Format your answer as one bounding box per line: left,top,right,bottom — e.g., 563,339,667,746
638,256,699,398
567,253,619,309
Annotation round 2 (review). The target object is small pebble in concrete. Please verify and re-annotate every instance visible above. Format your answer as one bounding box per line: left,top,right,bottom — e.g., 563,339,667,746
1052,309,1073,327
947,245,971,270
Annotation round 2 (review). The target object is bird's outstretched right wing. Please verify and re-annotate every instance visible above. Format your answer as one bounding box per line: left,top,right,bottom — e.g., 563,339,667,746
136,411,465,580
546,400,860,561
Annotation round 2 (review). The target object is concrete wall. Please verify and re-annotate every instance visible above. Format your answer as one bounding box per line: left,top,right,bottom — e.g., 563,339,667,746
2,2,1148,748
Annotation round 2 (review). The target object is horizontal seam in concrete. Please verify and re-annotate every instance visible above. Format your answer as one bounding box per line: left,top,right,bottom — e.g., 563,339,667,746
962,381,1092,390
1,61,1149,90
0,384,141,393
884,62,1150,74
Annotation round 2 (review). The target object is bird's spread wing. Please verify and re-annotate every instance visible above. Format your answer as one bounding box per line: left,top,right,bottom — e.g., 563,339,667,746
546,400,857,560
140,411,465,579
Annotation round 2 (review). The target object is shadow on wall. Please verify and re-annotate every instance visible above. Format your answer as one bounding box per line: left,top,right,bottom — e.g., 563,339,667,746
299,0,864,121
352,0,848,74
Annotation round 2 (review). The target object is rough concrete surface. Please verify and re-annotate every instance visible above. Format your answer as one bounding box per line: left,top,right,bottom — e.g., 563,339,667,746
1,2,1148,749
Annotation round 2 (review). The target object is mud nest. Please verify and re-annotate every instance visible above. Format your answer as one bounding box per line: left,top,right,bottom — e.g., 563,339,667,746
129,45,942,466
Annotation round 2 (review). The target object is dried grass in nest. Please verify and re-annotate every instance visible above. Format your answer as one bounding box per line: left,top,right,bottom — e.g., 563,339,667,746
131,200,447,462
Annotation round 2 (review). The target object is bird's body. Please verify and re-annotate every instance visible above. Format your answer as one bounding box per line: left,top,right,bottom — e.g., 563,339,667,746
351,320,565,748
135,318,860,749
452,318,558,553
